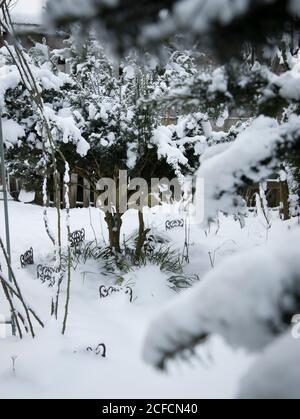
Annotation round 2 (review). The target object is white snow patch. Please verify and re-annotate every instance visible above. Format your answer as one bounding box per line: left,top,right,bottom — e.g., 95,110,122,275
238,332,300,399
143,226,300,367
18,190,36,203
2,118,25,146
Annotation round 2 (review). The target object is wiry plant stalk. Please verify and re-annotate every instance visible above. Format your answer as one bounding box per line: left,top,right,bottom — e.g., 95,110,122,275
0,236,44,337
0,276,22,339
0,5,74,318
0,5,63,267
42,173,55,246
62,162,72,334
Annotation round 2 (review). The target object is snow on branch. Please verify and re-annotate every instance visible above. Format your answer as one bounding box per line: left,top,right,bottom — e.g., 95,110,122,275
199,115,300,221
152,113,213,183
144,0,253,41
0,46,72,99
264,60,300,102
0,45,89,156
42,107,90,157
143,227,300,370
1,118,25,147
47,0,119,24
0,63,21,106
238,331,300,399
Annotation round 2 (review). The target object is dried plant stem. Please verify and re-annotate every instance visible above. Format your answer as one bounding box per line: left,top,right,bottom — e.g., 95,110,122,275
0,279,22,338
0,236,44,336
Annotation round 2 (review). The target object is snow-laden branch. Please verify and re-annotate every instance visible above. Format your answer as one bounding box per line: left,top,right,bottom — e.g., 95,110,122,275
0,46,90,156
41,107,90,157
238,330,300,399
143,227,300,369
199,115,300,221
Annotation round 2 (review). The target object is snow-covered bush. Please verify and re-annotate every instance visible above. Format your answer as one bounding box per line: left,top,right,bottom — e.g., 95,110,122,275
68,232,198,292
51,36,216,254
0,43,89,195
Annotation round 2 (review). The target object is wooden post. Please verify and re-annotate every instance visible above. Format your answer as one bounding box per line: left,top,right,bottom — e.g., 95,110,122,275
83,178,90,208
280,180,290,221
69,173,78,209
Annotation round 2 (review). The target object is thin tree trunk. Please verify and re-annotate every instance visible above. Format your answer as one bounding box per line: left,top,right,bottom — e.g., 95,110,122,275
135,210,150,261
105,212,123,253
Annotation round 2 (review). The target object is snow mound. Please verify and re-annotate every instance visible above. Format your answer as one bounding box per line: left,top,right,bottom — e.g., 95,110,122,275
124,265,174,305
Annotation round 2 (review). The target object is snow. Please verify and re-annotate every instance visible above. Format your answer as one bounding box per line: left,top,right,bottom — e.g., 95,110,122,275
0,65,21,107
47,0,119,22
43,106,90,156
1,199,297,398
123,65,135,81
197,115,291,221
152,113,213,183
33,64,71,91
208,67,228,94
0,189,13,201
271,61,300,100
143,0,254,41
216,108,229,128
1,201,273,398
125,265,174,305
18,190,36,203
0,14,299,398
142,219,300,380
0,51,72,108
152,126,189,168
238,332,300,399
88,103,97,120
10,0,45,25
76,136,90,157
2,119,25,147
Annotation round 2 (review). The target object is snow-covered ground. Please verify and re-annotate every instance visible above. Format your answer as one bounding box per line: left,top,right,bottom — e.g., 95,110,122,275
0,201,295,399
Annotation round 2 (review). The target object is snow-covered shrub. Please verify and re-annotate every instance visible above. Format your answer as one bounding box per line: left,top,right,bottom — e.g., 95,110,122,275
0,43,89,194
51,36,217,253
69,232,198,292
151,112,212,183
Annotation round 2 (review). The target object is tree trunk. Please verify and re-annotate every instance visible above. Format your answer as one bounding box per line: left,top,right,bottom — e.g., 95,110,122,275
105,211,123,253
280,180,290,221
135,210,150,261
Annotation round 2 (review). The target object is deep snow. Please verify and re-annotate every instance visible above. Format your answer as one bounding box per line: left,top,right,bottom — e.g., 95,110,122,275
0,200,293,399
